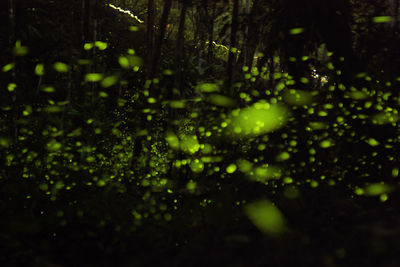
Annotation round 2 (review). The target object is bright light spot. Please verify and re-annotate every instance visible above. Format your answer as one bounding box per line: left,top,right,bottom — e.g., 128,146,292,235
244,200,286,236
226,164,237,174
227,101,287,137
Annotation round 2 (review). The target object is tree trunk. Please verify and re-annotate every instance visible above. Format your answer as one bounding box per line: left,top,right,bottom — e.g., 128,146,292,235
242,0,251,66
196,0,208,78
390,0,399,29
226,0,239,96
146,0,155,79
207,0,216,62
149,0,172,90
174,0,189,95
8,0,17,139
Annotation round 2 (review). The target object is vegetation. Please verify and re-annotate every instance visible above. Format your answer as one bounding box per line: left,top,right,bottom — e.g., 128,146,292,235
1,0,400,266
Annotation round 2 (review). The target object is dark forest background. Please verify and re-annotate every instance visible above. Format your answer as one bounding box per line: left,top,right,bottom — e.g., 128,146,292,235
1,0,400,266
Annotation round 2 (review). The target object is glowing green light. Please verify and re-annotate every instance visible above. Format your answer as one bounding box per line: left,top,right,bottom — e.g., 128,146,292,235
226,164,237,174
84,43,94,50
392,168,399,177
7,83,17,92
318,111,328,117
289,28,305,35
46,140,62,152
283,89,312,106
53,62,69,72
118,56,130,68
180,135,200,154
366,138,379,146
2,63,15,72
95,41,108,50
100,76,117,88
0,137,11,148
99,91,108,98
228,102,287,137
207,94,235,107
320,139,333,148
85,73,104,82
237,159,253,173
372,16,393,23
14,40,29,56
251,165,281,182
186,180,197,191
147,97,156,104
364,183,392,196
129,26,139,31
34,64,44,76
277,152,290,161
196,83,220,93
244,200,286,236
190,160,204,173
